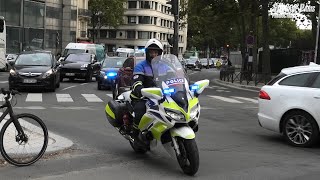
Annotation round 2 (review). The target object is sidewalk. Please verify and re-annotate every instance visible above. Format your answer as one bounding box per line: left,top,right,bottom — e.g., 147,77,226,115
0,117,73,161
214,79,264,92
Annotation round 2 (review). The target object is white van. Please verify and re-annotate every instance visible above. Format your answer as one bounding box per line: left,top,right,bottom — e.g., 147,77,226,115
116,48,135,57
59,43,105,62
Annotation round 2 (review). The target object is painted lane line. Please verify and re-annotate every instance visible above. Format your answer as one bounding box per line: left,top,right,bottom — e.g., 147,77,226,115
80,83,89,86
207,95,243,103
56,94,74,102
188,72,198,75
61,85,77,91
26,93,42,102
82,94,103,102
0,81,8,84
14,106,46,110
232,96,258,104
106,94,113,98
216,90,230,93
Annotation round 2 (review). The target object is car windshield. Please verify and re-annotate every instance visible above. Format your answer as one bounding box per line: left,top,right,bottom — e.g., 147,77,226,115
102,57,127,68
63,49,86,57
65,54,91,62
15,53,52,66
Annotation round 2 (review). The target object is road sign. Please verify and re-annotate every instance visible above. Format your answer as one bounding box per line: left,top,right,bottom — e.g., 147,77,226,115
246,35,254,45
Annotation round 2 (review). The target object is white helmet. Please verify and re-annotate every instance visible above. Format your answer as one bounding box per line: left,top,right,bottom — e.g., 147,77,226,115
145,39,163,62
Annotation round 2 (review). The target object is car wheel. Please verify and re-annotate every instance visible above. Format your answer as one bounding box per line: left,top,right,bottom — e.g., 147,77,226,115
283,111,319,147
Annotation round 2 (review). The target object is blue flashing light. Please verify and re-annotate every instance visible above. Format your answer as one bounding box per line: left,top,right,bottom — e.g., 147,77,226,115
107,72,117,77
190,84,199,91
163,88,175,95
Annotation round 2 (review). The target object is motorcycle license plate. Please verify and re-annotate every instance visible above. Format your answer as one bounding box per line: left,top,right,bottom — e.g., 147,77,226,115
23,79,37,83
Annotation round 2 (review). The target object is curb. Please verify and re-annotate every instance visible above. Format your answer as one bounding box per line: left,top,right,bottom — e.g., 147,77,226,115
214,79,262,92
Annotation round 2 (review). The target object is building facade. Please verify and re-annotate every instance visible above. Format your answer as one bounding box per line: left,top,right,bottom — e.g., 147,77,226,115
92,0,188,55
0,0,89,54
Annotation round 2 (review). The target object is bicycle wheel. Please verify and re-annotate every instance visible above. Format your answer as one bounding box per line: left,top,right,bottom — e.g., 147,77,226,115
0,113,48,166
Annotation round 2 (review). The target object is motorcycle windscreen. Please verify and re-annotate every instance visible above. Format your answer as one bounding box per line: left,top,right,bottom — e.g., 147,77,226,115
151,54,189,112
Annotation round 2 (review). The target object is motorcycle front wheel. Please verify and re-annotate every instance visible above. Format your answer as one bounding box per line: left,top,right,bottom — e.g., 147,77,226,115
176,138,199,176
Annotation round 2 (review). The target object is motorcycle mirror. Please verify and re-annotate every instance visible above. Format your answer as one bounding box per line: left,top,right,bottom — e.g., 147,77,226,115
141,87,163,100
194,79,210,95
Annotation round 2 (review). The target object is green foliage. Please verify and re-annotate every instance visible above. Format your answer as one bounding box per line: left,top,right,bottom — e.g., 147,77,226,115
89,0,125,29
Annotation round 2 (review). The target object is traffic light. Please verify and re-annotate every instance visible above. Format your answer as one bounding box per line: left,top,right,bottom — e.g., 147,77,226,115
166,0,178,15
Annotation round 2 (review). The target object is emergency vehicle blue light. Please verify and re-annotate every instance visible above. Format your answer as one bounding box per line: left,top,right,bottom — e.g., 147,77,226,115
107,72,117,77
190,85,199,91
163,88,175,95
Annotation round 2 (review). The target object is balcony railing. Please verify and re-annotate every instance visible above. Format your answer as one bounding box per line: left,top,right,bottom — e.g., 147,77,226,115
78,9,91,18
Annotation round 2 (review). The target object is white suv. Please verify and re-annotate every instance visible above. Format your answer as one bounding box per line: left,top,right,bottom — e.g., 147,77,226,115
258,63,320,147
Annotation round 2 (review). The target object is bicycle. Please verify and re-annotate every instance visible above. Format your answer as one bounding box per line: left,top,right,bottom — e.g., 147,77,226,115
0,88,48,166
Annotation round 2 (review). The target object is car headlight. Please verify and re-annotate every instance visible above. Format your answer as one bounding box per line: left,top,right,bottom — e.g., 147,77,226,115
166,110,185,121
81,64,88,68
42,69,53,78
9,69,16,76
190,105,199,119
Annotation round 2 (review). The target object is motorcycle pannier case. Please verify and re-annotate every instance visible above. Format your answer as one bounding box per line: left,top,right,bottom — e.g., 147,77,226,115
105,100,126,127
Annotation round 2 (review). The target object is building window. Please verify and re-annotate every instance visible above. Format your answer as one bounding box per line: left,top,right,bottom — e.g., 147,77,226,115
154,17,157,25
128,16,136,24
0,0,21,26
46,6,62,19
139,16,151,24
24,1,45,28
109,30,116,38
128,1,137,8
140,1,151,9
71,9,77,21
154,2,158,10
127,31,135,39
138,31,150,39
100,30,108,38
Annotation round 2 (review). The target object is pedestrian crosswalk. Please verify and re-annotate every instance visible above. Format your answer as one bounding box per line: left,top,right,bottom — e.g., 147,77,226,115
207,95,258,104
0,92,258,105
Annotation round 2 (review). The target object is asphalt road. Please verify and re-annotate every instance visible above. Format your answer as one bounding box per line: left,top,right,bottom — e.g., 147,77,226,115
1,69,320,180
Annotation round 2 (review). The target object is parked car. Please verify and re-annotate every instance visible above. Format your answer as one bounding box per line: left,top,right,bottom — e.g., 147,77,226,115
200,58,210,69
8,51,60,91
186,57,198,69
98,56,128,90
258,63,320,147
60,53,100,82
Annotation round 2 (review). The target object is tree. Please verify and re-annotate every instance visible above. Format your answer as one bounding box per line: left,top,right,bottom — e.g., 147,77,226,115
89,0,125,43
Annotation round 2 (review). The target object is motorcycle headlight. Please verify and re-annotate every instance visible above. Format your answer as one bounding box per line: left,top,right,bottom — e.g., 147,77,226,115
166,109,185,121
81,64,88,68
190,105,199,119
42,69,53,78
10,69,16,76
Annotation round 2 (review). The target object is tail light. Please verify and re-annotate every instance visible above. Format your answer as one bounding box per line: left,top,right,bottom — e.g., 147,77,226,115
259,90,271,100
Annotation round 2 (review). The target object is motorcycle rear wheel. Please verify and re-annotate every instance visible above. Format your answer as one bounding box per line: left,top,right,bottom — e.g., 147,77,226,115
176,138,199,176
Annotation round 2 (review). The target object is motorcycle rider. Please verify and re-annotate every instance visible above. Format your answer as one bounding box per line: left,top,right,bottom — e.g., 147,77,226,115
130,39,164,142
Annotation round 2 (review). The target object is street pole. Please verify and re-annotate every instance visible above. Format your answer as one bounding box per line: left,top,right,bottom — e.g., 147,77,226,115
173,13,179,57
314,2,320,63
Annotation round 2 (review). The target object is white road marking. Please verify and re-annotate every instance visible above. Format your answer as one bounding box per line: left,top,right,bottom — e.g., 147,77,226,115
56,94,74,102
80,83,89,86
189,72,198,75
232,96,258,103
82,94,103,102
210,85,227,90
216,90,230,93
106,94,113,98
14,106,46,110
26,93,42,102
51,106,94,110
0,81,8,84
207,95,243,103
61,85,77,91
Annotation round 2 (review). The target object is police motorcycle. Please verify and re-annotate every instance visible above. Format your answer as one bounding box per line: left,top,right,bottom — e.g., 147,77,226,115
105,54,209,176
